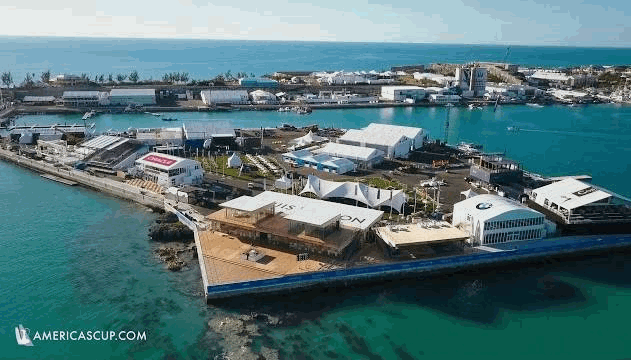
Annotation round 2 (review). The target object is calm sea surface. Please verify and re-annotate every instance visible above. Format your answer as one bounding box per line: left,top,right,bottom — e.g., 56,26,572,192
2,104,631,359
2,37,631,81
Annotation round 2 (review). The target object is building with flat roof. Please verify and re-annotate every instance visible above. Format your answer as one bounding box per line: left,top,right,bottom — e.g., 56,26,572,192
201,90,249,105
50,74,88,87
109,88,156,106
135,127,184,146
337,123,427,159
469,155,523,185
62,91,109,107
456,66,487,97
22,96,56,105
313,142,384,169
135,152,203,187
281,149,356,175
239,78,279,88
429,94,461,104
380,86,426,102
375,221,469,257
300,175,407,213
207,191,383,257
529,178,631,233
453,194,546,245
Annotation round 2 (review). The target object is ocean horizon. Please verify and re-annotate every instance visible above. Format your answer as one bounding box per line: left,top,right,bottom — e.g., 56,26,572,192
3,36,631,84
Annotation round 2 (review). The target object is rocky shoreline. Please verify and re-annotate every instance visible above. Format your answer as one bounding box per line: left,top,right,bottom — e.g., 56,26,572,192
149,212,196,271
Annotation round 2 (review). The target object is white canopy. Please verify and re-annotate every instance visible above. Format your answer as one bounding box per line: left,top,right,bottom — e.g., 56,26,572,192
290,131,327,147
461,189,478,199
227,153,242,168
300,175,407,213
274,175,293,190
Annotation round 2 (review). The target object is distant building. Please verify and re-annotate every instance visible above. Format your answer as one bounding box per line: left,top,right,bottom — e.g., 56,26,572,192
249,90,278,104
22,96,56,105
109,89,156,106
50,74,88,87
200,90,249,105
456,67,487,97
281,149,356,175
337,123,427,159
135,152,203,187
453,194,546,245
314,142,384,169
428,94,461,104
62,91,109,107
380,86,426,102
391,64,425,73
239,78,279,88
412,73,456,87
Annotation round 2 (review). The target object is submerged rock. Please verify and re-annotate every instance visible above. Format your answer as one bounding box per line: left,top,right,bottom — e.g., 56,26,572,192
148,214,194,242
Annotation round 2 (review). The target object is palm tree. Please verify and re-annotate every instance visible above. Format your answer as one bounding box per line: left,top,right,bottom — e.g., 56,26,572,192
129,70,139,83
1,71,13,87
40,70,51,83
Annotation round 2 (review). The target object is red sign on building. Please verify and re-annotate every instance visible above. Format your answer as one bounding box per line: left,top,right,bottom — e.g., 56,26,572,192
143,155,177,167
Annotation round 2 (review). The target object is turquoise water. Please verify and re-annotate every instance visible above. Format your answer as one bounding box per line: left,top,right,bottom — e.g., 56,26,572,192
3,37,631,82
18,103,631,196
3,104,631,359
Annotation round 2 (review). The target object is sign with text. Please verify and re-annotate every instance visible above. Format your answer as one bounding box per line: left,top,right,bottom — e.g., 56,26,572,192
143,155,177,167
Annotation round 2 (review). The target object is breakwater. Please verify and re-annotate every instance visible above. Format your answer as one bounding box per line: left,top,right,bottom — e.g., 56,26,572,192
201,234,631,300
0,148,164,209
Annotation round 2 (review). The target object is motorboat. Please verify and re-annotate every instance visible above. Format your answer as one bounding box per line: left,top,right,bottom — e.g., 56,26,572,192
526,103,543,108
82,110,96,120
468,104,483,110
507,126,520,132
457,142,483,154
145,112,162,116
162,117,178,122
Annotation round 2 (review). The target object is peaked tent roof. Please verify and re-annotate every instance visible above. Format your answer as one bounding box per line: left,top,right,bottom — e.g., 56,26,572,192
299,175,407,212
227,153,242,168
289,131,327,147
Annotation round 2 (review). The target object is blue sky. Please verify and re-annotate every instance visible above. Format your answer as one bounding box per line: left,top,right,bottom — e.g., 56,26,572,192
1,0,630,46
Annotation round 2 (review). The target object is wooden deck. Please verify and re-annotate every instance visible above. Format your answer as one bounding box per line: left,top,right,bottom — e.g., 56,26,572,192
198,230,340,285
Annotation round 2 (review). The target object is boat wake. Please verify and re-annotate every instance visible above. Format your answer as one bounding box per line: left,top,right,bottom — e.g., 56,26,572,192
516,128,615,139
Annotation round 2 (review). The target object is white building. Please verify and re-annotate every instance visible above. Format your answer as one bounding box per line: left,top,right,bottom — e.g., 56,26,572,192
135,127,184,146
249,90,278,104
281,149,356,175
314,142,384,169
452,194,546,245
200,90,249,105
62,91,109,107
337,123,427,159
50,74,88,87
530,178,631,225
456,67,487,97
381,86,426,102
109,89,156,106
135,152,203,187
226,153,242,168
412,72,456,86
429,94,461,104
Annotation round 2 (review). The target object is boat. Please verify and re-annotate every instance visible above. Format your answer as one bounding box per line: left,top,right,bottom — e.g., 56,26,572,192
277,107,291,112
445,103,455,107
145,112,162,116
507,126,520,132
457,142,483,154
526,103,543,108
15,324,33,346
82,110,96,120
468,104,483,110
162,117,178,122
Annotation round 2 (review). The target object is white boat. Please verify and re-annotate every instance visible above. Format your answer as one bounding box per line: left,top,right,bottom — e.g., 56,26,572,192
445,103,455,107
526,103,543,108
15,324,33,346
468,104,482,110
507,126,520,132
145,112,162,116
457,142,483,154
82,110,96,120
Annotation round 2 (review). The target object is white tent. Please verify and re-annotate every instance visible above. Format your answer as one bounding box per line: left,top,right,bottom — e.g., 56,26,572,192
300,175,407,213
290,131,327,148
274,175,293,190
460,189,478,199
227,153,242,168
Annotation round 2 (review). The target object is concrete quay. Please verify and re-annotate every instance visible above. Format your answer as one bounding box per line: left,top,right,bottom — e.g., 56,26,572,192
0,148,164,209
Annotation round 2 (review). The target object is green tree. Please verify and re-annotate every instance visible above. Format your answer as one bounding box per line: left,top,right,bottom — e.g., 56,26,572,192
108,73,114,83
180,72,189,83
250,73,255,78
224,70,233,81
1,71,13,87
23,72,35,87
129,70,139,83
41,70,51,83
116,73,127,82
98,74,105,83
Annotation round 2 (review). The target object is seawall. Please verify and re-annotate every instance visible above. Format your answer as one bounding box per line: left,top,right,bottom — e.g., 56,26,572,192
0,148,164,209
